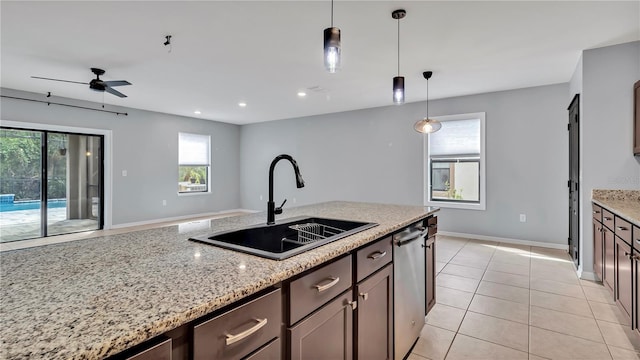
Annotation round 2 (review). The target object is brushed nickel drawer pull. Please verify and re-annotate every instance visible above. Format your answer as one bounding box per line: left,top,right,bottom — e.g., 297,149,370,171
593,210,600,214
616,226,629,231
314,277,339,292
604,217,613,221
225,318,268,346
368,251,387,260
360,292,369,301
347,300,358,310
624,251,632,259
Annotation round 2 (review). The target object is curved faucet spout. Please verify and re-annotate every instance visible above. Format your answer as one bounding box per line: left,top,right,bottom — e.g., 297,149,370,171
267,154,305,225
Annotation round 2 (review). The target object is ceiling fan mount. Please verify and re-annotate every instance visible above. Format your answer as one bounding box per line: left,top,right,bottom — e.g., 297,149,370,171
32,67,132,98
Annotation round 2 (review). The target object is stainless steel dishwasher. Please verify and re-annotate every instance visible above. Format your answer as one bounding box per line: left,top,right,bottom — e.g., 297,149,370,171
393,221,427,360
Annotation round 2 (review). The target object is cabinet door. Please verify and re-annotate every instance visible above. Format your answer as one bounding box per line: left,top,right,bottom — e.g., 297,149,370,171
593,218,604,282
288,291,353,360
244,338,281,360
426,236,436,314
356,264,392,360
604,226,615,293
616,237,633,320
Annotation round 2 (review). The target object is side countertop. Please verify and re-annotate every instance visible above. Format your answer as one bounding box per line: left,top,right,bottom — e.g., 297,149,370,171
592,190,640,227
0,201,439,360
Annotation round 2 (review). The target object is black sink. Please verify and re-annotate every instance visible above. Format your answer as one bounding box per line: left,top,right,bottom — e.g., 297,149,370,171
189,216,378,260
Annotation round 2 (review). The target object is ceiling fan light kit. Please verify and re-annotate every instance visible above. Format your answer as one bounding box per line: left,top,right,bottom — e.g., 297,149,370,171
414,71,442,134
324,0,341,73
392,9,406,105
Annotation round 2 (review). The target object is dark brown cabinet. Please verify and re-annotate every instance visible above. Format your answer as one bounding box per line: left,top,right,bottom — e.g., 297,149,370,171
193,289,282,360
616,236,633,319
288,291,353,360
604,225,616,292
593,212,604,281
425,235,436,314
125,338,172,360
355,264,393,360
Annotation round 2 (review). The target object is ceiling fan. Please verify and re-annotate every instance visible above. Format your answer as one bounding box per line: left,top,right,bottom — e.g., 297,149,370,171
31,68,132,98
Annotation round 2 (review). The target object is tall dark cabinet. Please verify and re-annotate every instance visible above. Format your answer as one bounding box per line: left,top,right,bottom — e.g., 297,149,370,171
568,94,580,268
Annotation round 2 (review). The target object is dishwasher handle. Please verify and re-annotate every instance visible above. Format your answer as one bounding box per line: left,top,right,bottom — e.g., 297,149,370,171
394,228,427,247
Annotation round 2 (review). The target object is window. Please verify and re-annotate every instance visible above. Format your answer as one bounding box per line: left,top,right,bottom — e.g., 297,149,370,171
178,132,210,194
424,112,486,210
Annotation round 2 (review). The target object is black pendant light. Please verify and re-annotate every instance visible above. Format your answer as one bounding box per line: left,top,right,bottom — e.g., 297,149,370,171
392,9,406,105
414,71,442,133
324,0,341,73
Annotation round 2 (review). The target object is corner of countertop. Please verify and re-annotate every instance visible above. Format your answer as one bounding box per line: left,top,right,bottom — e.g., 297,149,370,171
592,189,640,202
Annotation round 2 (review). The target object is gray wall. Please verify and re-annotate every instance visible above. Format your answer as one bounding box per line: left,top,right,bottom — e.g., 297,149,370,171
578,41,640,275
241,83,569,245
0,88,241,226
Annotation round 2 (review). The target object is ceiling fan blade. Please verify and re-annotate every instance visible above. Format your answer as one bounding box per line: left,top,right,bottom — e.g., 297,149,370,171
104,86,127,98
103,80,131,87
31,76,88,85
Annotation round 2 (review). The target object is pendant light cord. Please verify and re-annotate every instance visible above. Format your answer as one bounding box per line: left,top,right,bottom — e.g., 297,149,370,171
426,78,429,117
331,0,334,27
397,18,400,76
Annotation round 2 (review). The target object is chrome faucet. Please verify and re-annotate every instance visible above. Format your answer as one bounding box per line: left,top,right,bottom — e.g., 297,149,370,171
267,154,305,225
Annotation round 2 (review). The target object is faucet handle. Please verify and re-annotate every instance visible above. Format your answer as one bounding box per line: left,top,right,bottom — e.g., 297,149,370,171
275,199,287,215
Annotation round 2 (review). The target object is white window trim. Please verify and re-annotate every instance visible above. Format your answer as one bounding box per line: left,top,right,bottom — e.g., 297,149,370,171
177,132,211,196
423,112,486,211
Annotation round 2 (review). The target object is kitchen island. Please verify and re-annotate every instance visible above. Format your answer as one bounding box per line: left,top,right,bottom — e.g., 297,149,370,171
0,201,438,360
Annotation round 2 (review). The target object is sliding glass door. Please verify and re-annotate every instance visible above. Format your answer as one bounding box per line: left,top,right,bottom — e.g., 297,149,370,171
0,127,103,242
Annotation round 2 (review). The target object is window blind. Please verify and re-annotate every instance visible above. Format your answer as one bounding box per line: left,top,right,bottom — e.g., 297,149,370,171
429,118,480,156
178,133,210,165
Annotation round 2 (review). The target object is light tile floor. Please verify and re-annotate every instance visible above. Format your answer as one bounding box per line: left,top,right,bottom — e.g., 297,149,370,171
410,235,640,360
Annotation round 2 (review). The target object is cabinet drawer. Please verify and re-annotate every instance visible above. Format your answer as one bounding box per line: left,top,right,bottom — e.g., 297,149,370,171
427,216,438,237
593,204,602,222
193,288,281,360
244,338,281,360
635,226,640,248
603,209,615,230
356,237,392,282
126,338,172,360
289,255,352,325
615,217,632,244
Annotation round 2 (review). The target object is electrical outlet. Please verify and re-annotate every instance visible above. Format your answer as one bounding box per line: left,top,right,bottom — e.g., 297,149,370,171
122,170,127,177
162,200,167,206
520,214,526,222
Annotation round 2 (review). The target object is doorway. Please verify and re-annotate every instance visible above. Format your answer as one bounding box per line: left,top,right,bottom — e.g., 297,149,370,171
0,127,104,242
568,94,580,268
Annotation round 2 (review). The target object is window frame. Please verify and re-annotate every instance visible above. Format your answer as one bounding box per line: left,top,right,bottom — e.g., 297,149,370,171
423,112,486,210
177,132,211,195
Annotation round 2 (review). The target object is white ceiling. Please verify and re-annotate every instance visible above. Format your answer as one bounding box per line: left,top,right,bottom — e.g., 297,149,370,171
1,1,638,125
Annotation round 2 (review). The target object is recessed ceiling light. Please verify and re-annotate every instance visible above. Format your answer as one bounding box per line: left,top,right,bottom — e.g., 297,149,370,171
238,102,247,107
194,110,201,115
297,92,307,97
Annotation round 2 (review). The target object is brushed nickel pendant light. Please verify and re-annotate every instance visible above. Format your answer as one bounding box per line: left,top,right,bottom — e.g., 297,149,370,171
324,0,341,73
392,9,406,105
414,71,442,133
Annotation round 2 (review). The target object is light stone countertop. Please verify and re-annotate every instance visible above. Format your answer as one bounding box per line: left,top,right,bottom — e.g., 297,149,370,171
0,201,439,360
592,190,640,227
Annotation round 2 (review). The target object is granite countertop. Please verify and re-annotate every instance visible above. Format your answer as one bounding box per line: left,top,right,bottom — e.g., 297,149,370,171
0,201,439,360
592,190,640,227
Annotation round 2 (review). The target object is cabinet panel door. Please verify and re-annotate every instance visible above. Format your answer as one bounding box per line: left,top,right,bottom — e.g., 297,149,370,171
288,291,353,360
604,226,615,293
356,264,393,360
426,236,436,314
616,237,633,320
593,218,604,282
244,338,281,360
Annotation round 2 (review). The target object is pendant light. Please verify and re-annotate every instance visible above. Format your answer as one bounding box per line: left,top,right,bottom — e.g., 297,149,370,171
392,9,406,105
414,71,442,133
324,0,341,73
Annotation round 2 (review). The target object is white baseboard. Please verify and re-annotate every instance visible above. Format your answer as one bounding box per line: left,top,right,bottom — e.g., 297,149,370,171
578,269,598,281
438,231,568,250
110,208,256,229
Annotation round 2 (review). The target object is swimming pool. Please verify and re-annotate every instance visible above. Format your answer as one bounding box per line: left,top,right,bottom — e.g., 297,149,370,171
0,199,67,212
